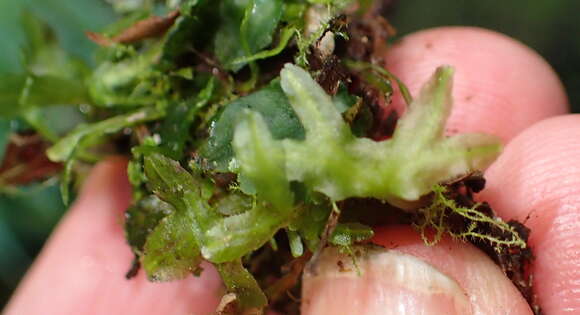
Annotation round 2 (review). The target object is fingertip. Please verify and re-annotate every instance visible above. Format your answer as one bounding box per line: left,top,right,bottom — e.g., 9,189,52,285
478,114,580,314
385,26,568,142
74,156,132,213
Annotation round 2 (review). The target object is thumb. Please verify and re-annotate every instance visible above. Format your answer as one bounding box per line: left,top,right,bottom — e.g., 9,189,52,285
5,157,221,315
302,226,532,315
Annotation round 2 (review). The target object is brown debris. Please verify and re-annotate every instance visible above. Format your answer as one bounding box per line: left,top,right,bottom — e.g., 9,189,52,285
215,293,238,315
214,293,265,315
86,10,180,46
265,253,311,304
441,174,541,314
125,256,141,279
346,12,395,65
307,204,341,276
309,54,349,95
306,14,350,95
0,133,61,185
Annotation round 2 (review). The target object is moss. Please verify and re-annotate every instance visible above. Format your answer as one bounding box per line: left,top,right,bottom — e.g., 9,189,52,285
415,184,527,250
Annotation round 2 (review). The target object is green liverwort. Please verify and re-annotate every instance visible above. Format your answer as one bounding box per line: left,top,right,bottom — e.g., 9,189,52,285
233,64,502,206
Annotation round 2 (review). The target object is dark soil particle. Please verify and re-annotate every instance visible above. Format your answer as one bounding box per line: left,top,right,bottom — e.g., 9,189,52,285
443,173,541,314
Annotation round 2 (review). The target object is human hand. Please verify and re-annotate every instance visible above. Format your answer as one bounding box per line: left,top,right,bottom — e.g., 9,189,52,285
4,27,577,315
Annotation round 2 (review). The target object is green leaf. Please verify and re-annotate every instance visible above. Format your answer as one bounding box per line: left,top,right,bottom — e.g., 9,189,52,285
17,2,115,66
214,0,282,71
287,229,304,257
240,0,283,54
144,153,295,263
20,75,89,106
232,110,293,209
47,107,165,162
0,119,10,161
60,158,75,205
160,77,215,158
290,202,330,251
21,106,84,142
88,48,165,107
20,12,90,79
281,1,307,26
217,260,268,311
0,74,89,118
228,26,296,66
127,158,146,200
330,223,374,246
160,0,217,66
142,206,203,281
0,74,26,117
125,195,174,255
204,199,293,263
144,152,213,208
199,81,305,171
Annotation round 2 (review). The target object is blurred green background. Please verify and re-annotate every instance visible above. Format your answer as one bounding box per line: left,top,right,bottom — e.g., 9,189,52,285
0,0,579,309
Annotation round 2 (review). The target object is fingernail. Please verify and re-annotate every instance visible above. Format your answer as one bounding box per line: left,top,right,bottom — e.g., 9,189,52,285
302,247,472,315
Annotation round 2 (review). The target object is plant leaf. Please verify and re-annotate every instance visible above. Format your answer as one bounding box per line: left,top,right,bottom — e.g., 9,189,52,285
217,260,268,311
0,74,89,118
125,195,174,256
330,223,374,246
229,26,296,66
232,110,292,209
0,74,26,117
47,107,165,162
233,64,502,205
59,158,74,205
240,0,283,54
160,0,217,66
214,0,282,71
160,77,215,158
199,81,305,172
88,47,165,107
142,205,203,281
144,153,296,263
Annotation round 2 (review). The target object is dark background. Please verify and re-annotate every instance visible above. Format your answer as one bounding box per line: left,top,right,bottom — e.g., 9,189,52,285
1,0,579,309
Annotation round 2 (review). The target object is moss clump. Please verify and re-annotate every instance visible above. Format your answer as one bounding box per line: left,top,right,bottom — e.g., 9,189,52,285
416,184,526,250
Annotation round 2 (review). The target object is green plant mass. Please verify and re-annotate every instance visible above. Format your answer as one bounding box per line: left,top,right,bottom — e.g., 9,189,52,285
0,0,536,313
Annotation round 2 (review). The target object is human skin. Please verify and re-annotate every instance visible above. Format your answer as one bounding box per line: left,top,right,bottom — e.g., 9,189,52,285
4,27,578,315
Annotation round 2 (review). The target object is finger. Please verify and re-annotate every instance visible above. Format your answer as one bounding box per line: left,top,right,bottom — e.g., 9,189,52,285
303,226,532,314
301,26,568,314
385,26,568,143
4,158,222,315
478,115,580,314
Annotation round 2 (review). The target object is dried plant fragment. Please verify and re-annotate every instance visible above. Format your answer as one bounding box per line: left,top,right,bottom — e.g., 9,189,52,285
0,134,61,185
86,10,180,46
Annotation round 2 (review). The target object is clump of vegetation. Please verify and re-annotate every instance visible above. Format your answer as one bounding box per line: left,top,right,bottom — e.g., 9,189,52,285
0,0,538,313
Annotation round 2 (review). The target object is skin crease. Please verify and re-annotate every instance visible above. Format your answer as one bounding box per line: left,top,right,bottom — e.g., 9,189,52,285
4,27,578,315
